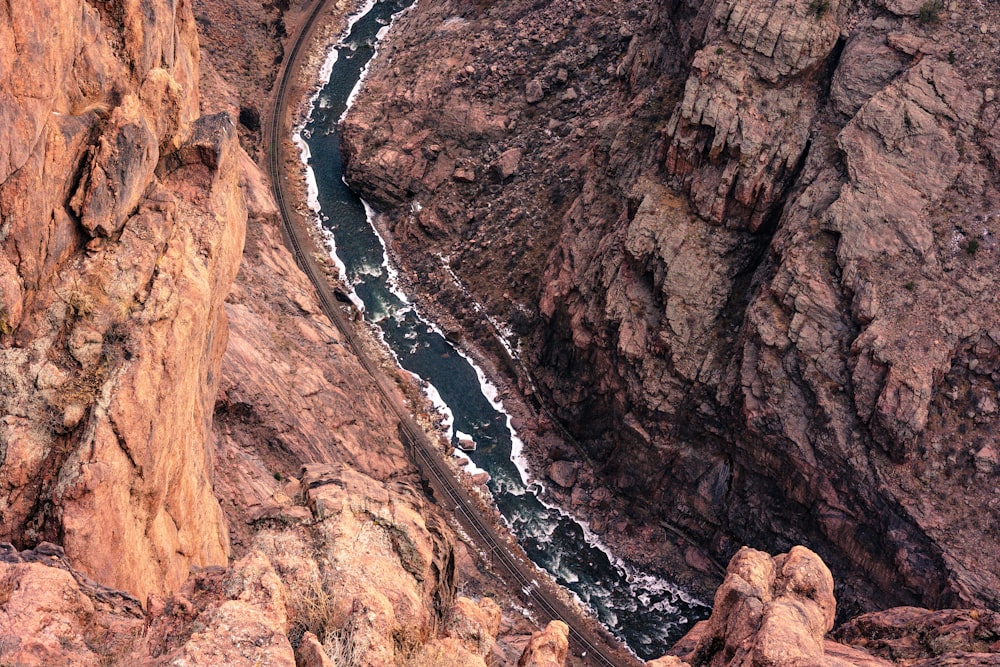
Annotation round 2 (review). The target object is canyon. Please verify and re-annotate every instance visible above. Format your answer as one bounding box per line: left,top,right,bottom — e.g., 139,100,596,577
341,0,1000,621
0,0,999,666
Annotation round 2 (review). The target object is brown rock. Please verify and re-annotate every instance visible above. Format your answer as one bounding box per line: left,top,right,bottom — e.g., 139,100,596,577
836,607,1000,664
0,0,237,605
410,637,489,667
685,546,834,666
70,95,159,238
445,596,502,657
547,460,578,488
830,36,908,117
526,79,545,104
647,658,689,667
296,632,334,667
876,0,927,16
148,551,295,666
454,166,477,182
0,562,103,666
294,464,455,666
497,147,523,179
518,620,569,667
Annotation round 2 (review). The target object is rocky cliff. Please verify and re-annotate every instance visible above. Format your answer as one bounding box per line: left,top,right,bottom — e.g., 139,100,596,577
341,0,1000,616
0,1,586,664
0,0,236,604
650,546,1000,667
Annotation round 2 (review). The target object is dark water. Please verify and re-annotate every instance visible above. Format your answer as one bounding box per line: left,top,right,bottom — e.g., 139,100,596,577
298,1,709,659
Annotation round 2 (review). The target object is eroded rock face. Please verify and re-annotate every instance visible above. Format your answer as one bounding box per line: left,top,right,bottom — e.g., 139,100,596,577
341,0,1000,615
651,547,1000,667
518,620,570,667
684,546,836,666
0,466,498,666
835,607,1000,665
0,0,239,603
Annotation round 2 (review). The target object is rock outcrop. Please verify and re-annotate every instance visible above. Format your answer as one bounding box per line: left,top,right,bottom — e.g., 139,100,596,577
0,0,237,604
648,547,1000,667
0,464,498,666
518,620,570,667
341,0,1000,619
680,546,838,666
836,607,1000,666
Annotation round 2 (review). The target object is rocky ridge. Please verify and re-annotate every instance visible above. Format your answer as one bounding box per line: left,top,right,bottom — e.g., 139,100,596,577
341,0,1000,618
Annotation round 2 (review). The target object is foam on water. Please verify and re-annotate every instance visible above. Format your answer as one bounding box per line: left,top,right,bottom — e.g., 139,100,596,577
451,448,488,476
449,344,532,487
339,0,415,123
360,199,411,305
298,0,707,658
419,379,455,441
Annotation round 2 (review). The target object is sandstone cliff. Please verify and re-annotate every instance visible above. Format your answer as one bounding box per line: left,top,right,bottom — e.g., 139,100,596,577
0,0,236,605
341,0,1000,616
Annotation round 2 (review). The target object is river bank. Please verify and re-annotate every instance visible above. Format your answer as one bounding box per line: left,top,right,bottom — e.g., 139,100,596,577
289,1,712,659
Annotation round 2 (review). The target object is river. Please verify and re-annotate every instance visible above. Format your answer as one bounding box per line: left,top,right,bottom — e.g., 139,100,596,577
295,0,708,659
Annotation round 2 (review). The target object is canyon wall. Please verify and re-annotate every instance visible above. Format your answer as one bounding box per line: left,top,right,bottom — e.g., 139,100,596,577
0,0,236,604
342,0,1000,614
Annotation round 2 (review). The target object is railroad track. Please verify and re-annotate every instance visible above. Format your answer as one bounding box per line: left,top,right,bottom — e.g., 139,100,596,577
263,2,641,665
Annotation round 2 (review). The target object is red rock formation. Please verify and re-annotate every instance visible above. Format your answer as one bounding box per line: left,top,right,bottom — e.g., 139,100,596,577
518,620,570,667
648,547,1000,667
0,0,235,604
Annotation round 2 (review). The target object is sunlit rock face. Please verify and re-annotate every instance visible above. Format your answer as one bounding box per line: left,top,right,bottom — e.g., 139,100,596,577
0,0,237,602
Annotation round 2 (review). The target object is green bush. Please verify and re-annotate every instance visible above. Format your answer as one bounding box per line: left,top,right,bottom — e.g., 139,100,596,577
809,0,830,17
918,0,943,24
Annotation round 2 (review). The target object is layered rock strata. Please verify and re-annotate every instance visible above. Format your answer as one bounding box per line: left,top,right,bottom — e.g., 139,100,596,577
341,0,1000,615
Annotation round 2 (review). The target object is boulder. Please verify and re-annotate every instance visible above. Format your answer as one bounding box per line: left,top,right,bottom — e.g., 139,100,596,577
518,620,569,667
526,79,545,103
445,596,502,657
547,460,578,488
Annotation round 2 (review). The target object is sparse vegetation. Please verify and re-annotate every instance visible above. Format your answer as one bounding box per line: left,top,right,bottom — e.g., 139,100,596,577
715,46,724,55
918,0,943,24
289,575,334,643
809,0,830,18
70,100,112,118
323,621,360,667
966,239,979,254
393,621,437,665
287,569,350,655
905,281,916,291
55,279,97,319
948,49,956,64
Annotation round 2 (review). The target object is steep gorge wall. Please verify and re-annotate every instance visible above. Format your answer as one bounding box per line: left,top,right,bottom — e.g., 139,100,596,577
0,0,239,603
342,0,1000,614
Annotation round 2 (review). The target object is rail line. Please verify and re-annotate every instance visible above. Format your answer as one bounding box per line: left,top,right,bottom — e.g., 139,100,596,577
263,2,641,665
